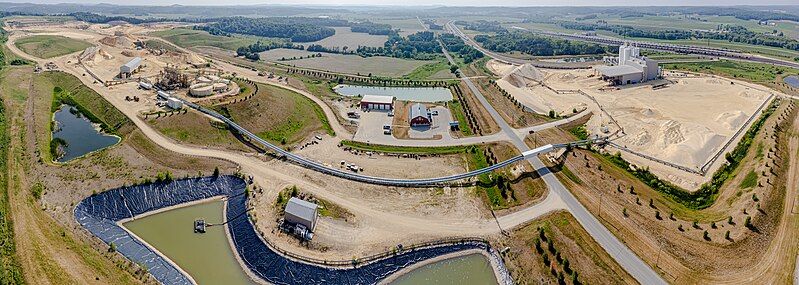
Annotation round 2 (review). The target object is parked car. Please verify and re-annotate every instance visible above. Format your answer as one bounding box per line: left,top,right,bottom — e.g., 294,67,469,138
431,110,439,116
387,111,394,117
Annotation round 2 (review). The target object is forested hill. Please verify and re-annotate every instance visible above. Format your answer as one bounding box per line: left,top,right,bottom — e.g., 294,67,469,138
199,17,348,42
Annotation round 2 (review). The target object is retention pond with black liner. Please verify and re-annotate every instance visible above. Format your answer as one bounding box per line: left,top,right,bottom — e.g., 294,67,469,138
74,176,507,285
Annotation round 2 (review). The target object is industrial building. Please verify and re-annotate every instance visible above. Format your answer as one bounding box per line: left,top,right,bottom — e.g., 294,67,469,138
409,103,431,127
284,197,319,235
166,97,183,109
359,95,394,110
596,44,659,85
119,57,142,79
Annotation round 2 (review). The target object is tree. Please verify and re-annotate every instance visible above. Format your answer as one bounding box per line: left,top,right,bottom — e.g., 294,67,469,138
449,64,458,74
655,211,661,220
744,216,752,229
725,230,731,240
649,198,655,208
728,216,734,224
622,207,628,217
108,242,117,253
213,166,220,177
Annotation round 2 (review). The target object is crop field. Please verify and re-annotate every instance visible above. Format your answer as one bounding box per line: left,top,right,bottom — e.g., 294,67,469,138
262,48,435,77
370,18,425,36
214,82,331,146
150,28,279,51
580,15,799,40
307,27,387,49
14,35,91,59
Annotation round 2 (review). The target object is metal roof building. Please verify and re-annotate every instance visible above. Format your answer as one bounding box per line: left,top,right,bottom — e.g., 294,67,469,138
284,197,319,231
360,95,394,110
120,57,142,75
409,103,431,127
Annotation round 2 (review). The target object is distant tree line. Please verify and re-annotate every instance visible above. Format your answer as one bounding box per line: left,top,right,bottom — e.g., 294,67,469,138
199,17,341,42
455,20,507,33
350,21,394,35
474,31,615,56
356,31,441,60
439,33,484,63
236,41,304,61
559,21,693,40
560,21,799,51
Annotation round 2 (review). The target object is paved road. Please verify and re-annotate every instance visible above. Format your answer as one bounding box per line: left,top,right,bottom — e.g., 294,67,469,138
439,26,667,285
445,22,593,69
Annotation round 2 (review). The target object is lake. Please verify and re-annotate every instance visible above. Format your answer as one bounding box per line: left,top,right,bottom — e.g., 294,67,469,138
784,75,799,88
123,200,256,285
52,105,119,162
333,84,454,102
389,253,498,285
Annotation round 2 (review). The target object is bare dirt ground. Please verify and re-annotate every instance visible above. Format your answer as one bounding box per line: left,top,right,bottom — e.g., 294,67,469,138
488,59,775,190
552,99,799,284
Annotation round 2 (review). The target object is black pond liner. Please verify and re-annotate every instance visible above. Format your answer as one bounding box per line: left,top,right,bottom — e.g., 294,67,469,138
74,176,492,285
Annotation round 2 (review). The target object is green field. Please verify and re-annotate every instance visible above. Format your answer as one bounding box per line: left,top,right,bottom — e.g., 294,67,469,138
661,60,798,84
0,68,25,284
14,35,91,59
262,48,435,77
215,83,332,146
402,59,454,80
150,28,279,51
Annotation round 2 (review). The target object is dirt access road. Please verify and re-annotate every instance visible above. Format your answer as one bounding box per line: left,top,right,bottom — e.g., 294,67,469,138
5,30,571,241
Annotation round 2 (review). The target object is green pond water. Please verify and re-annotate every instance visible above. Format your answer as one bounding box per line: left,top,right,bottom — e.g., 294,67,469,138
389,253,498,285
123,200,255,285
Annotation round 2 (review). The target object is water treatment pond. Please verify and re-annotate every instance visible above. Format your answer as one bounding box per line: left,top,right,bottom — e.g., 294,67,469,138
52,105,119,162
123,200,255,285
785,75,799,88
333,84,453,102
389,253,498,285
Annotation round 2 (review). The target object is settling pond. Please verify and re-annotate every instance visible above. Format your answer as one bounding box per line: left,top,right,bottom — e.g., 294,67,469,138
785,75,799,88
333,84,453,102
52,105,119,162
75,176,507,285
124,200,255,285
390,253,498,285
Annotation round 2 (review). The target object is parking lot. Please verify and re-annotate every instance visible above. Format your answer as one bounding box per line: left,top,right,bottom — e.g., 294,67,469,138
353,104,458,145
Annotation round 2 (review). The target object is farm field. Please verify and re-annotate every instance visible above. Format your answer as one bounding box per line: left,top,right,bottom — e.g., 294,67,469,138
14,35,92,59
307,27,387,49
150,28,280,51
261,48,435,77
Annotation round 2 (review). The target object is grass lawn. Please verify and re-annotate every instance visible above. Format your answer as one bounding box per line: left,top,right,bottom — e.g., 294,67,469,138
14,35,91,59
340,140,472,155
0,69,25,284
215,83,332,146
148,111,250,152
447,99,474,136
262,48,435,77
402,59,453,80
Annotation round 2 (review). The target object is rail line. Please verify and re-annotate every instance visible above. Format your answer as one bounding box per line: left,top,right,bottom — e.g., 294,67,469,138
172,94,601,187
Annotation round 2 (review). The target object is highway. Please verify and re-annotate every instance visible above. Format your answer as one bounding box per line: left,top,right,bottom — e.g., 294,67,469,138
440,24,667,284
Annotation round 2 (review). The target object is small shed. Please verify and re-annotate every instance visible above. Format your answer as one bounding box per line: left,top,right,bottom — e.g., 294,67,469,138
360,95,394,110
409,103,431,127
284,197,319,232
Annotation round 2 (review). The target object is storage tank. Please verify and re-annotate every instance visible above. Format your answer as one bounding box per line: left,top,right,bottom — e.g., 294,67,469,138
212,82,227,92
189,83,213,97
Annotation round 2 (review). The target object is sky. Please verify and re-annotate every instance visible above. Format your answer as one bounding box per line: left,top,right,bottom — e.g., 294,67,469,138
17,0,799,6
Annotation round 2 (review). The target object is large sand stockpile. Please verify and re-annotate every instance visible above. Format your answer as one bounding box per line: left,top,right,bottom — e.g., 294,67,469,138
486,60,772,186
502,63,544,88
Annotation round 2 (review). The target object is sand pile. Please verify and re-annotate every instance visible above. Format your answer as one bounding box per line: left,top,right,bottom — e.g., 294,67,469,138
79,46,114,63
502,63,544,88
99,35,134,48
716,111,748,131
